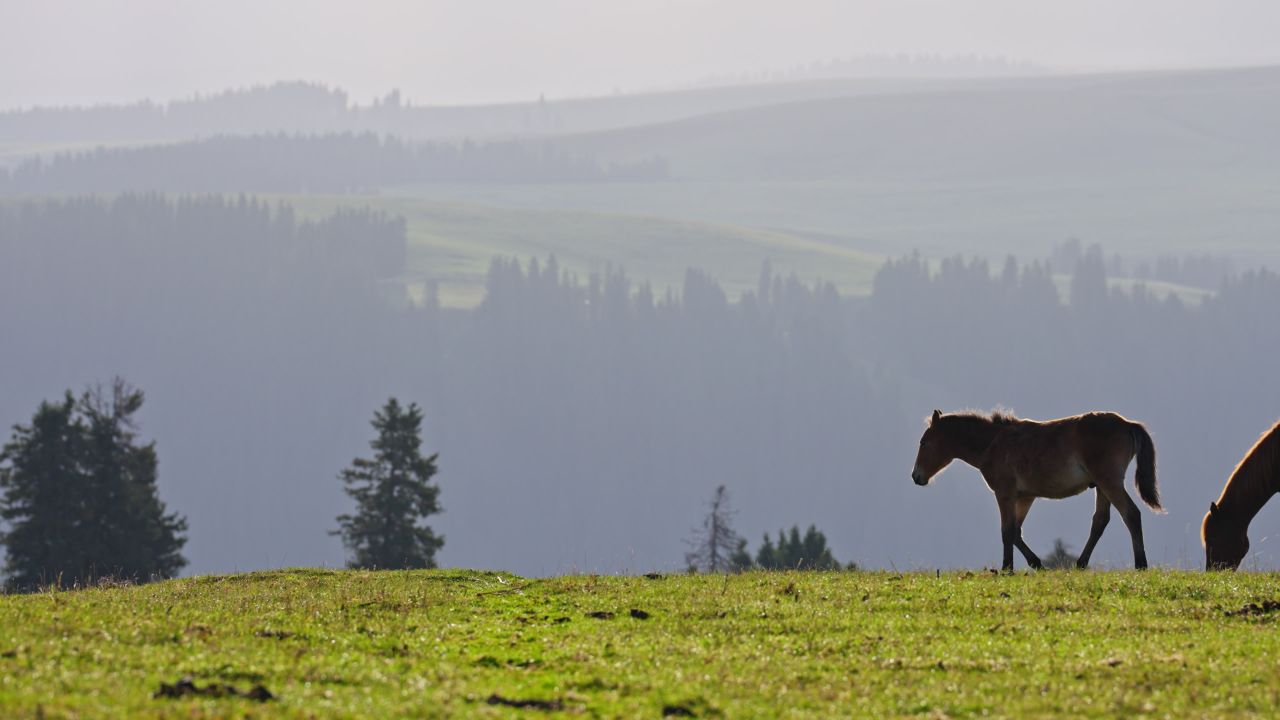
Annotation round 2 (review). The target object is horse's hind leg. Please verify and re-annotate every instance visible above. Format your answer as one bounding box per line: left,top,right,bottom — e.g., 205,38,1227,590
1014,497,1043,569
1097,479,1148,569
1076,490,1111,569
997,495,1017,572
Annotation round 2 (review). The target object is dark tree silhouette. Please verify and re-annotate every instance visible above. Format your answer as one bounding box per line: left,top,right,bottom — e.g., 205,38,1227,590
0,379,187,590
333,399,444,569
755,525,843,570
1042,539,1080,570
685,485,750,573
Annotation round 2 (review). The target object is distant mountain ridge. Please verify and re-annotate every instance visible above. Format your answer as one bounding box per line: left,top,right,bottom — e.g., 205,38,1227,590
546,64,1280,183
0,75,1003,145
9,65,1271,147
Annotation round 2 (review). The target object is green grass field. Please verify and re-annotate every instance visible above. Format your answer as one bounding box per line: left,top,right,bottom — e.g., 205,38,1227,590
277,195,884,308
6,568,1280,718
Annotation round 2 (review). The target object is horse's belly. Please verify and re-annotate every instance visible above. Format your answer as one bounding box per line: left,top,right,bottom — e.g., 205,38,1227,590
1018,463,1092,499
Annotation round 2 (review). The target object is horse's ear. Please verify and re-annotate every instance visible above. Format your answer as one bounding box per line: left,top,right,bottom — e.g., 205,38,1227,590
931,409,942,424
1209,501,1219,516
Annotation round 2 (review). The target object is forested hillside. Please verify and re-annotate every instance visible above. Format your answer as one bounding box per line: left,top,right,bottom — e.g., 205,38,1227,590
3,195,1278,574
0,134,666,194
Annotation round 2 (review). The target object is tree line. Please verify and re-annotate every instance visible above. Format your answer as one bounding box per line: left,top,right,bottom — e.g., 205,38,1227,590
0,82,352,142
0,81,589,143
0,133,667,195
1048,238,1233,291
684,485,848,573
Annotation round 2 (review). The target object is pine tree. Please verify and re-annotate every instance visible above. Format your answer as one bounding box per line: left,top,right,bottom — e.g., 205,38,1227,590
0,394,86,589
1042,538,1079,569
755,524,842,570
684,485,747,573
729,537,754,572
78,381,187,581
0,380,187,590
333,398,443,569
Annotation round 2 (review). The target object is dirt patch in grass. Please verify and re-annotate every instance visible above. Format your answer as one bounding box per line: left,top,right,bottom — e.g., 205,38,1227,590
486,693,564,711
154,676,274,702
1226,599,1280,617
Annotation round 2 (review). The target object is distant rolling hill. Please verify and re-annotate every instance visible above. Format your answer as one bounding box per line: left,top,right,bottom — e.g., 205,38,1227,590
0,74,1045,147
11,66,1279,288
554,65,1280,183
408,66,1280,268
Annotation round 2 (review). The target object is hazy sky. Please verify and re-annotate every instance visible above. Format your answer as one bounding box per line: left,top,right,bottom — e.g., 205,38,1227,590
3,0,1280,108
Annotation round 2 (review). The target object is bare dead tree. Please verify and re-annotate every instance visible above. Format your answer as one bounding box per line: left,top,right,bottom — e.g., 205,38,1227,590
684,485,750,573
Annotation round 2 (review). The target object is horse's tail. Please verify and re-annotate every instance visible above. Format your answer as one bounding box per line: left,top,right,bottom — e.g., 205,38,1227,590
1130,422,1163,512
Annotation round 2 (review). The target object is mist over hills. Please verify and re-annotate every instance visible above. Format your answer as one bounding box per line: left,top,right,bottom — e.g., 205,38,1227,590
5,63,1280,576
6,195,1280,576
8,65,1280,273
556,65,1280,182
0,74,1020,149
407,65,1280,269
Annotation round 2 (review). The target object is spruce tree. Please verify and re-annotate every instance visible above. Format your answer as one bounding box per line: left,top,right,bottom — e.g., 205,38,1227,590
755,524,842,570
78,381,187,581
0,380,187,590
1042,539,1079,569
333,398,443,569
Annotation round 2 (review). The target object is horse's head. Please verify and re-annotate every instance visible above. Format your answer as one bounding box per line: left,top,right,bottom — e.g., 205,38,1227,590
1202,501,1247,570
912,409,955,486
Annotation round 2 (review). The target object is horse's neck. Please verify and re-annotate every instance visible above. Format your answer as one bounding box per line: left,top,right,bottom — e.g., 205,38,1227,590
950,421,1001,468
1220,465,1278,528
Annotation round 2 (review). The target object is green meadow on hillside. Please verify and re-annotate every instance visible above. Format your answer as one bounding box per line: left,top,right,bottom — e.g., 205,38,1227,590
5,569,1280,718
278,195,1214,309
278,195,884,307
399,175,1280,272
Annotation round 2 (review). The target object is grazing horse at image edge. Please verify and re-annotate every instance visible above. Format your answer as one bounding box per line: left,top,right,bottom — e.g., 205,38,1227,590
912,409,1163,571
1203,420,1280,570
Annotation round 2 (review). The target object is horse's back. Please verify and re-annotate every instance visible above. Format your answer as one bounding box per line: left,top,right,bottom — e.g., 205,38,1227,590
997,412,1139,496
1043,411,1132,430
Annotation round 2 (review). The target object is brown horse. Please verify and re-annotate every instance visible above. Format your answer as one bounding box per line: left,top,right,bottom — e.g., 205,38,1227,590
912,409,1162,571
1202,421,1280,570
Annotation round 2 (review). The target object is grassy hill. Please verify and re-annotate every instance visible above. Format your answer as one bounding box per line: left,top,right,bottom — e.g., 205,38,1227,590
5,568,1280,717
278,195,884,307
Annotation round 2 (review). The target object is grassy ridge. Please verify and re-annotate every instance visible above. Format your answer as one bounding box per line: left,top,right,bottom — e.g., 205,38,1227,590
4,569,1280,718
279,195,884,308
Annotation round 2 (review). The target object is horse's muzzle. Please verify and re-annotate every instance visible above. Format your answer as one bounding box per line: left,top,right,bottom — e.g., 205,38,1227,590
912,470,927,486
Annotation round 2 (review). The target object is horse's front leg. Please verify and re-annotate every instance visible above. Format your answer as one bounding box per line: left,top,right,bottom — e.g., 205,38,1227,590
1013,496,1043,569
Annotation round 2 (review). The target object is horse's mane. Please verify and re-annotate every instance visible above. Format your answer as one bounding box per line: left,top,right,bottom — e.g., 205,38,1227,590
1202,420,1280,542
1219,422,1280,503
936,408,1020,426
